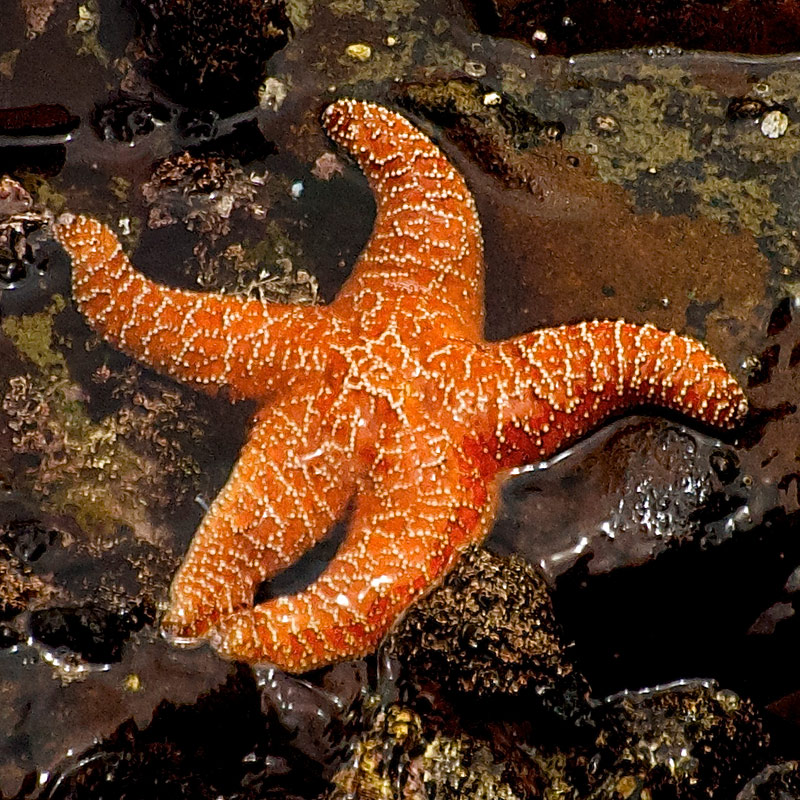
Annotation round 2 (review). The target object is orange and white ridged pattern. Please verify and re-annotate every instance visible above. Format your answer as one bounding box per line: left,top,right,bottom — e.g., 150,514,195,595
54,99,748,672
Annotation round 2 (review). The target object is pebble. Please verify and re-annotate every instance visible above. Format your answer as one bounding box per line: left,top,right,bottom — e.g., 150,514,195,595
761,109,789,139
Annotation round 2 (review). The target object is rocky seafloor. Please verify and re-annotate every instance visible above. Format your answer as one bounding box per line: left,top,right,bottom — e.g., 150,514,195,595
3,0,800,797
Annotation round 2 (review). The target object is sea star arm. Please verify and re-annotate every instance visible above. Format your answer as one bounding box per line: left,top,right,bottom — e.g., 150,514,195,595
323,99,485,339
211,429,492,671
54,215,335,401
479,319,747,469
161,396,360,639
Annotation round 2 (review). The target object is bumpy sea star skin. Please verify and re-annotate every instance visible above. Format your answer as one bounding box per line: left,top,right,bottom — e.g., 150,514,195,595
54,99,748,672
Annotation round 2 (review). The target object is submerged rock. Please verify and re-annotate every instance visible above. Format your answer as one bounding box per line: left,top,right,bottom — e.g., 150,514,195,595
0,176,51,289
399,79,560,189
35,660,365,800
91,92,173,143
130,0,292,113
141,150,259,238
462,0,800,55
493,418,747,579
30,603,153,664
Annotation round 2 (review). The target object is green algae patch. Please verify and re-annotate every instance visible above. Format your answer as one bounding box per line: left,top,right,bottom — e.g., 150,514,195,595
564,65,716,184
69,1,110,66
329,0,419,24
526,59,799,286
329,31,422,86
21,175,68,216
1,298,202,550
699,173,778,237
398,77,766,362
2,295,67,370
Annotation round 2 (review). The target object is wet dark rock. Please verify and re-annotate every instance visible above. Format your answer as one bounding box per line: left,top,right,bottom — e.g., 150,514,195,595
553,506,800,702
328,702,528,800
30,603,153,663
0,104,79,143
0,623,20,649
767,297,793,338
527,681,772,798
492,420,746,580
257,661,367,774
177,108,220,140
131,0,292,113
0,518,59,563
0,145,67,177
193,118,276,164
40,667,267,800
739,301,800,527
385,546,591,725
0,176,51,289
736,761,800,799
632,158,705,221
329,681,771,800
587,682,769,798
40,665,350,800
91,92,173,143
461,0,800,55
0,634,231,797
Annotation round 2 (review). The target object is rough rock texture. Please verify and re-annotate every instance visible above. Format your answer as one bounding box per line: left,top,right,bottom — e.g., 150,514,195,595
329,681,772,800
586,682,770,799
0,176,51,288
131,0,292,112
142,150,259,238
386,546,590,723
736,761,800,799
4,0,800,792
328,702,527,800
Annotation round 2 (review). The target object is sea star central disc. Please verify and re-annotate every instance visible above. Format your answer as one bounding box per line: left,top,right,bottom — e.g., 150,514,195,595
55,99,747,672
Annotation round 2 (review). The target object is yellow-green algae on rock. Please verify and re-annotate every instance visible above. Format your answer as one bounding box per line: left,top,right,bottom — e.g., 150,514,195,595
1,296,202,550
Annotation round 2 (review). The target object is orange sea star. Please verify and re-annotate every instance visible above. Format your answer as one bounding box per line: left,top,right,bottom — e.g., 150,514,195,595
54,99,747,672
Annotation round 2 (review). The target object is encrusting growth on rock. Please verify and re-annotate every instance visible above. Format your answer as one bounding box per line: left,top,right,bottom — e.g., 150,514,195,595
385,545,589,717
54,99,748,672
